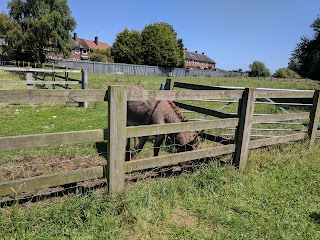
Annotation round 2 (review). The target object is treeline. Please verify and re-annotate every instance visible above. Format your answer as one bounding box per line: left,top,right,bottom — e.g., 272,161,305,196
0,1,184,69
111,23,185,68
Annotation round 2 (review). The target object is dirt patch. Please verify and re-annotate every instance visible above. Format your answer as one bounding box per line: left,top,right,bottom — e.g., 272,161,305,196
0,154,106,181
170,207,198,228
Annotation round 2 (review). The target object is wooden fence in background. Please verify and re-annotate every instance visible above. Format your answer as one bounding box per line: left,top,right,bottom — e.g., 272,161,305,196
0,81,319,197
0,66,88,107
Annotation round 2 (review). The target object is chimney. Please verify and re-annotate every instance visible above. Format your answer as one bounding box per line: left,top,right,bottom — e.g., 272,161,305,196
94,36,99,45
73,32,78,41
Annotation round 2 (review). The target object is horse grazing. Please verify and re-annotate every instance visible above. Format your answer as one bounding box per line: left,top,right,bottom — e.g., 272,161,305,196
127,86,201,159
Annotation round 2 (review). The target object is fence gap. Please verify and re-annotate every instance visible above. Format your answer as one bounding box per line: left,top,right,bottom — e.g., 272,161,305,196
233,88,255,170
107,85,127,195
308,90,320,149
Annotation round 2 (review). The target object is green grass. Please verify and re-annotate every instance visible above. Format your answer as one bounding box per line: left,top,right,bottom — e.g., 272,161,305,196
0,141,319,239
0,72,320,239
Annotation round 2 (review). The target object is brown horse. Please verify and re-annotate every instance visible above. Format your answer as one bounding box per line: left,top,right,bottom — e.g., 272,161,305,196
127,86,200,159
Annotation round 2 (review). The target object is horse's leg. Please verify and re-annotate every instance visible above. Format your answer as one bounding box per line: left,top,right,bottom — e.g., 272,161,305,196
125,138,131,161
134,137,139,148
132,136,148,157
153,134,165,156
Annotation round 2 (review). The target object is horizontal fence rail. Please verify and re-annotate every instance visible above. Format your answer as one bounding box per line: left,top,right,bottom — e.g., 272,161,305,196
0,66,82,74
0,166,104,197
0,89,315,104
0,66,89,107
0,89,107,104
0,129,107,151
0,81,319,198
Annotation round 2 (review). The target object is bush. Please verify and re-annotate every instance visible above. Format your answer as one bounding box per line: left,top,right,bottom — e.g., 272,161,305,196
273,68,300,78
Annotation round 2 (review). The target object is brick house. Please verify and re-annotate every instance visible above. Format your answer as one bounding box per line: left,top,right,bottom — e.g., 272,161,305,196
185,49,216,70
46,32,109,61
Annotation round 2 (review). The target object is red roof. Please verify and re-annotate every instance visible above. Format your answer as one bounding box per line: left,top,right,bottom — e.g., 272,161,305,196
83,39,109,50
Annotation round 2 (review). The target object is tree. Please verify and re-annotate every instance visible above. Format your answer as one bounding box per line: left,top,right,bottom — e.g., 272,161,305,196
288,59,300,73
291,16,320,80
0,0,76,63
90,48,113,62
141,22,184,68
177,38,185,68
111,23,185,68
248,61,270,77
273,68,300,78
111,28,143,64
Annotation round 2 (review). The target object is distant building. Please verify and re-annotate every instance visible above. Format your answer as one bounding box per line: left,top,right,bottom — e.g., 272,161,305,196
46,32,109,61
185,49,216,70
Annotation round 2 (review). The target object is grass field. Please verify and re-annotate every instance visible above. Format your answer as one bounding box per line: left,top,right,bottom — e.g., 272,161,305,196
0,71,320,239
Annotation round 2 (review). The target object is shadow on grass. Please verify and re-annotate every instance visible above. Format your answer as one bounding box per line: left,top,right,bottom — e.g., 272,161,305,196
310,212,320,224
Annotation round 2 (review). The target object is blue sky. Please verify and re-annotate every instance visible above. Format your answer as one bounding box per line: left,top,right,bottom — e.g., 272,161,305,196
1,0,319,73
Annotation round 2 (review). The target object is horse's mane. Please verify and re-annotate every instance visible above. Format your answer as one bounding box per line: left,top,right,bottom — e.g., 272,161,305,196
167,100,187,122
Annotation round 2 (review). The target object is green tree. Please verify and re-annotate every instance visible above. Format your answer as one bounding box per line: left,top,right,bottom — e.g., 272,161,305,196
291,16,320,79
90,48,113,62
141,22,184,68
0,0,76,63
273,68,300,78
177,38,185,68
111,28,142,64
248,61,270,77
288,59,301,73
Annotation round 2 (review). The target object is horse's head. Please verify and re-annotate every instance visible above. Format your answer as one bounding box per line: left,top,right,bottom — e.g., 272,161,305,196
170,130,203,153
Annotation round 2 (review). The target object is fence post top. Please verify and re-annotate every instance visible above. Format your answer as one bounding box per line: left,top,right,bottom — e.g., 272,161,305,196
243,88,256,96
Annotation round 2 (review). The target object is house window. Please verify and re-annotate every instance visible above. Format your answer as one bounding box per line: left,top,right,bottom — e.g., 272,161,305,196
75,48,80,54
82,49,87,54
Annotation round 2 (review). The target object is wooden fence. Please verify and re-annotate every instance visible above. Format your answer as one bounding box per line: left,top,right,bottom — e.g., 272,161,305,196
0,80,319,197
0,66,88,107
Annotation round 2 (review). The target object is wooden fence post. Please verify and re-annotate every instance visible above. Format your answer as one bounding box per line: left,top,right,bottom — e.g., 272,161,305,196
107,85,127,195
308,90,320,149
52,65,56,89
26,72,33,89
233,88,255,170
81,69,88,108
164,78,174,90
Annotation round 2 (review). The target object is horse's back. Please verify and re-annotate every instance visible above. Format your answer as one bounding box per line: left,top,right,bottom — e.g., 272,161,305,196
127,86,158,125
128,85,144,91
